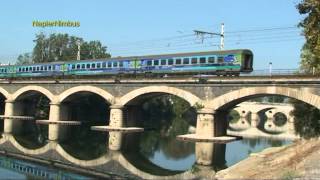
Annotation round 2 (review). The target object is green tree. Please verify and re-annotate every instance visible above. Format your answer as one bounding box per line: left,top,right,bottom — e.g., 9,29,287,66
16,53,32,65
291,100,320,138
19,32,111,64
297,0,320,73
290,0,320,139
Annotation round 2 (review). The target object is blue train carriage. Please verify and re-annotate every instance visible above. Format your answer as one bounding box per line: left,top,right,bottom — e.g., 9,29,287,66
6,62,65,78
0,49,252,78
63,58,137,76
137,49,253,76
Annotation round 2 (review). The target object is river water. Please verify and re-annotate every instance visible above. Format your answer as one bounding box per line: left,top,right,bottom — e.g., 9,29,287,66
0,95,294,178
0,134,291,179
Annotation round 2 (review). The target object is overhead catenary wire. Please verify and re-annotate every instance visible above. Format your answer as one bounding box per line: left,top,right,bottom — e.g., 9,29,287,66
0,25,304,62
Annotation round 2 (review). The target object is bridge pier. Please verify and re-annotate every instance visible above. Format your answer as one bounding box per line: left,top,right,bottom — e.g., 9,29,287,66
48,103,60,141
251,112,260,128
195,108,215,165
108,105,124,151
3,100,24,135
3,100,14,134
287,116,295,134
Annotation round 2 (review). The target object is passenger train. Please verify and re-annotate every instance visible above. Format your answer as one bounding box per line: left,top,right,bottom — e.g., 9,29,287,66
0,49,253,78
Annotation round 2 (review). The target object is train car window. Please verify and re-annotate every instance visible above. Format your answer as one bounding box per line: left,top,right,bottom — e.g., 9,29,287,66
208,57,215,64
86,64,90,69
40,66,43,71
29,67,32,71
76,64,80,69
161,59,167,65
191,58,198,64
119,61,123,67
81,64,85,69
113,62,118,68
175,58,182,65
49,66,52,71
97,63,101,68
147,60,152,66
44,66,48,71
107,62,111,68
154,60,159,66
32,67,36,71
200,57,206,64
168,59,174,65
26,67,29,72
36,66,40,71
102,62,106,68
18,68,21,72
92,63,96,69
22,67,26,72
71,64,75,69
183,58,190,64
218,57,224,63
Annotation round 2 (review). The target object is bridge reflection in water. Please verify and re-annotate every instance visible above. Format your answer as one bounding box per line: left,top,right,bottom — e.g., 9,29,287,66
0,128,291,179
0,155,87,179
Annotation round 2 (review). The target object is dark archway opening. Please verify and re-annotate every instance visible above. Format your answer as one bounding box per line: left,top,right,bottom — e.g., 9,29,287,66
0,94,6,136
13,91,49,149
122,94,197,174
59,92,110,160
273,112,287,127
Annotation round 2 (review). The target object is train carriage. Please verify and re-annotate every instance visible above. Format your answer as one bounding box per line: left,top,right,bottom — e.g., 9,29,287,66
0,49,253,78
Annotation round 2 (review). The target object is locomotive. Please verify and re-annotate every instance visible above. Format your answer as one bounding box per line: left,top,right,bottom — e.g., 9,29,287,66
0,49,253,78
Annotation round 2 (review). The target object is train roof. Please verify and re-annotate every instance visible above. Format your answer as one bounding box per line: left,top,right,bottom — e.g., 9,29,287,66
3,49,252,67
109,49,252,61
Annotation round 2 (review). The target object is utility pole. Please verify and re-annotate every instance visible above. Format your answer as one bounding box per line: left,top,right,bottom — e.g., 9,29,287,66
76,39,81,60
194,23,225,50
220,23,225,50
269,62,272,76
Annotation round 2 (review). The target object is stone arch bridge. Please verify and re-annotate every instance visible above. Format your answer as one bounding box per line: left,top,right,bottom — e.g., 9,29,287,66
230,101,296,138
0,77,319,165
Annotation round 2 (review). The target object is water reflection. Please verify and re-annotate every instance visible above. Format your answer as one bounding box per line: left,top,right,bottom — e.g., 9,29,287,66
13,123,48,149
123,128,291,174
0,156,89,179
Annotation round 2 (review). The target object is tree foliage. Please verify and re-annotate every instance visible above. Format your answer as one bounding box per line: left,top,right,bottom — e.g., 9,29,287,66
297,0,320,73
17,32,111,64
291,100,320,138
16,53,32,65
290,0,320,138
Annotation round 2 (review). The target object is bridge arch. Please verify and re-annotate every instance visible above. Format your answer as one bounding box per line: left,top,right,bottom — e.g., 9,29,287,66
207,87,320,110
119,86,201,106
58,86,115,104
11,86,55,102
0,87,10,100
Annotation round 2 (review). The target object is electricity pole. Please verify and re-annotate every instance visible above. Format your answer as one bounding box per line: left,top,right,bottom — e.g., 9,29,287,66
194,23,225,50
76,40,81,60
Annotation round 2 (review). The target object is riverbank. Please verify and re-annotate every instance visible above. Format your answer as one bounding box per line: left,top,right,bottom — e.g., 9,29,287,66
215,138,320,179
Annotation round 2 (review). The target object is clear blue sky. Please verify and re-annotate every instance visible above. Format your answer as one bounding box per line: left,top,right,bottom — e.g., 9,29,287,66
0,0,304,69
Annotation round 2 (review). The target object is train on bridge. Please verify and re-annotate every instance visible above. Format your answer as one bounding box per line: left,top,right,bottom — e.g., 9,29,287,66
0,49,253,78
